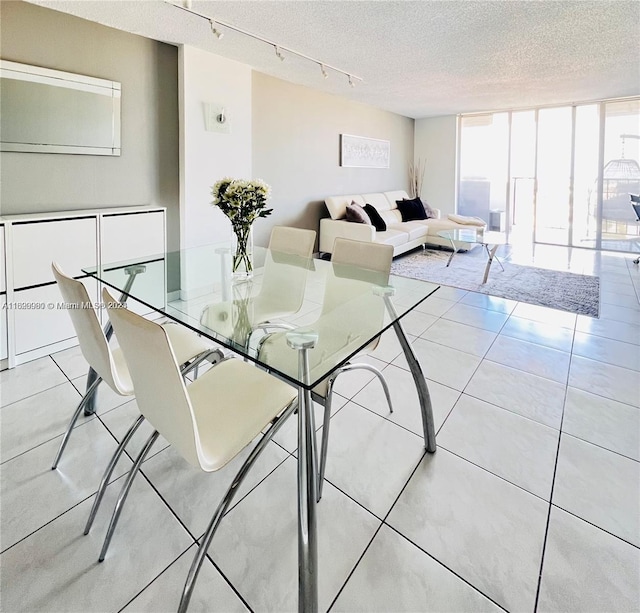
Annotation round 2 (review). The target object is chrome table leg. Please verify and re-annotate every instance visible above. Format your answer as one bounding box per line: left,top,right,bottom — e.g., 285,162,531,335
287,331,319,613
84,264,146,416
383,294,436,453
445,237,458,267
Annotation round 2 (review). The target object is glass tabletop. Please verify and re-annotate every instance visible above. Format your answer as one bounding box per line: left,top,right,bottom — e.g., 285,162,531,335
84,242,439,390
437,228,505,245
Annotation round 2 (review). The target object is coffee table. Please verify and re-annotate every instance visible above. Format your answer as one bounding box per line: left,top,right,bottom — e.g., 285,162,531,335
437,228,505,284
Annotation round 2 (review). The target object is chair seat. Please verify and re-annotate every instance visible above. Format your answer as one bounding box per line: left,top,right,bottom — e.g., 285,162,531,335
109,347,135,395
162,322,214,366
187,359,296,472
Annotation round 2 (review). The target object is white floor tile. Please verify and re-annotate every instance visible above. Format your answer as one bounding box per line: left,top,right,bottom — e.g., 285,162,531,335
563,387,640,461
572,331,640,371
553,434,640,547
387,448,547,612
71,375,132,413
1,382,84,463
420,318,497,357
321,402,425,517
538,507,640,613
0,477,193,612
500,316,575,352
486,335,571,383
569,355,640,408
442,303,509,333
142,440,289,538
122,544,248,612
211,457,380,612
413,295,457,317
511,302,577,329
51,345,90,380
352,363,460,438
393,338,481,391
465,360,566,429
438,394,559,499
0,356,67,407
459,292,517,314
575,315,640,345
333,525,501,612
1,419,131,552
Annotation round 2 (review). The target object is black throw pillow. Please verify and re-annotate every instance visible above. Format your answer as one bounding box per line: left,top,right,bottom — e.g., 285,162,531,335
396,197,428,222
363,204,387,232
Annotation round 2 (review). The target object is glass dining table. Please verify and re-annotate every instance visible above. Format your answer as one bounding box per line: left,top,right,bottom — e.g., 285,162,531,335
83,242,439,613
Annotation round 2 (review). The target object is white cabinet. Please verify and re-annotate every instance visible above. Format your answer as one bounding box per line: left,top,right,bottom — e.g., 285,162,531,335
0,225,6,362
101,211,165,263
0,207,165,368
12,218,97,288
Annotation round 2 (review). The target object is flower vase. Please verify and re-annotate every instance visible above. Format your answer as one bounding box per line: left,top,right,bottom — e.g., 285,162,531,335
231,223,254,279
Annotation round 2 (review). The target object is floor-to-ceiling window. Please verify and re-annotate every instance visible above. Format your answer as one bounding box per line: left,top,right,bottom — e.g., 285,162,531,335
458,97,640,253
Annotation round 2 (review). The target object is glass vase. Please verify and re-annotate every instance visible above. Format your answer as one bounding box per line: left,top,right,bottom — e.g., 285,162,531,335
231,223,254,280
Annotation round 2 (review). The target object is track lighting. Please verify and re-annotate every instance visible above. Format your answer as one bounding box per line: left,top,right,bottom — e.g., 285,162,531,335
167,1,362,86
209,20,223,39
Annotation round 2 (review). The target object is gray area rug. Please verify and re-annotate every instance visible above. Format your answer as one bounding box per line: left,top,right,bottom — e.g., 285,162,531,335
392,249,600,317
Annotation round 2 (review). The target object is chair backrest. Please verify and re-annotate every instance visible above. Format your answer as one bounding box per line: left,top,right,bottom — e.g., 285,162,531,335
323,238,393,314
52,262,129,394
268,226,316,256
254,226,316,322
103,287,202,468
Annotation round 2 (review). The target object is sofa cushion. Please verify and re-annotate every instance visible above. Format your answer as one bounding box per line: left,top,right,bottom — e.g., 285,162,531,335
383,191,410,209
362,193,392,212
325,194,365,220
417,217,480,236
396,197,428,222
448,213,486,226
375,229,410,248
363,204,387,231
388,221,430,241
422,199,438,219
345,202,371,224
378,209,403,226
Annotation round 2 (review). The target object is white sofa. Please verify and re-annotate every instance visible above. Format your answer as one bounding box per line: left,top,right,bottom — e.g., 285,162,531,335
319,190,485,256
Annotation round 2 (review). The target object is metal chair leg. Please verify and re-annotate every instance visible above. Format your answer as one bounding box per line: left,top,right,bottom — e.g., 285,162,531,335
316,363,393,502
178,398,298,613
98,430,159,562
316,376,336,502
84,414,145,535
51,376,103,470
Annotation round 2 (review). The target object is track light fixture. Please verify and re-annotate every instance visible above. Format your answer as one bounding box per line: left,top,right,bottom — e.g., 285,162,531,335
167,1,363,87
209,20,224,39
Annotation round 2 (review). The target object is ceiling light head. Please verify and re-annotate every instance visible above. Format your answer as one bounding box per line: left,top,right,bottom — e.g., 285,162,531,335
209,20,224,39
320,64,328,79
275,45,285,61
348,74,355,88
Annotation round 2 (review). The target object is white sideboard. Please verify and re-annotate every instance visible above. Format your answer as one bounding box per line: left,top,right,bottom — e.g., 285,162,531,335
0,206,165,369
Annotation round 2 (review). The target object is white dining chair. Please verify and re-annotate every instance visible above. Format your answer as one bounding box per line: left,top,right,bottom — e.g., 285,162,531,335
257,238,395,501
51,263,222,529
100,287,298,612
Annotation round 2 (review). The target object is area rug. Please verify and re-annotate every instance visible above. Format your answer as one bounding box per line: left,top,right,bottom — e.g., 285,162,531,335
391,249,600,317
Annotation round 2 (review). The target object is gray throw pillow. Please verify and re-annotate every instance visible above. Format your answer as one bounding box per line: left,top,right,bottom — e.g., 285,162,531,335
345,202,371,224
422,198,437,219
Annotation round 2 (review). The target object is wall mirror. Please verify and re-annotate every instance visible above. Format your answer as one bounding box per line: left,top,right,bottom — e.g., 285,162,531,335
0,60,121,156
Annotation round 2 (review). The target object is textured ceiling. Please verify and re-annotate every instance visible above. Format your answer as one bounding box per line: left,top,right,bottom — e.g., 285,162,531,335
25,0,640,118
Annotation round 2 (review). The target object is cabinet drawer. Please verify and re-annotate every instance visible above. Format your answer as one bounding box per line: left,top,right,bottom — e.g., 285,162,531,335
12,218,98,288
0,295,7,361
0,225,6,293
14,280,98,355
101,211,165,265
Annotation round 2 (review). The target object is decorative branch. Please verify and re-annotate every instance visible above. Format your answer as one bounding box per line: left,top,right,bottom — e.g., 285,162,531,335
408,159,426,199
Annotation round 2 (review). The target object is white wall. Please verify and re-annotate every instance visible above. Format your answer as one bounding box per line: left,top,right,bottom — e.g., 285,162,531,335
179,46,252,248
414,115,458,216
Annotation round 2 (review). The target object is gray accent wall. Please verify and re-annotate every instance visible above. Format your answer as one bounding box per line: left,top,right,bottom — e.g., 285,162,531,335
252,72,414,247
0,1,180,250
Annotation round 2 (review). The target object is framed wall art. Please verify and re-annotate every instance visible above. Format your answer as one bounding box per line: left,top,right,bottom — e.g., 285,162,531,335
340,134,390,168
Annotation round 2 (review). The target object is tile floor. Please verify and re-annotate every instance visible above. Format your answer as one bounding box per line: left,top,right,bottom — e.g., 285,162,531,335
1,245,639,612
